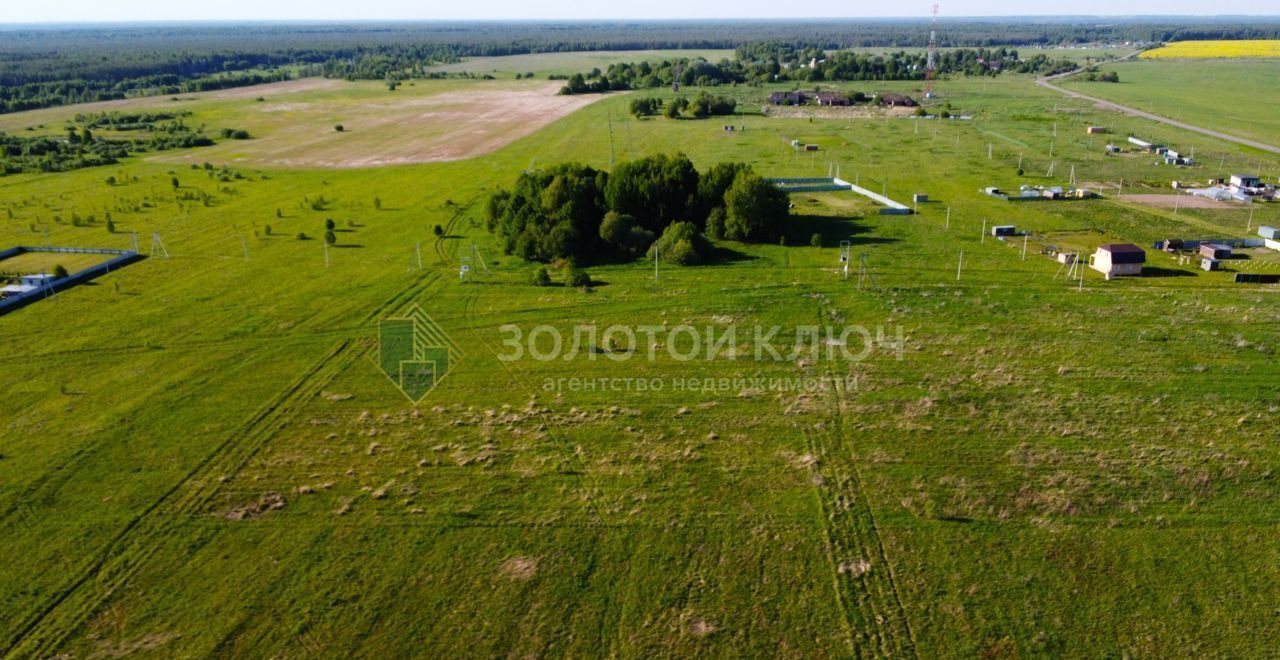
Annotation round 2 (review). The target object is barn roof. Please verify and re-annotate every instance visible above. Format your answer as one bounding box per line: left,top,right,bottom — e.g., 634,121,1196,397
1098,243,1146,264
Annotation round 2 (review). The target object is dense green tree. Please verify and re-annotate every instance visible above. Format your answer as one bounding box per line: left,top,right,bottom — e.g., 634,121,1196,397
603,153,698,232
724,172,790,242
486,162,608,262
697,161,754,223
599,211,636,245
647,221,713,265
705,207,727,240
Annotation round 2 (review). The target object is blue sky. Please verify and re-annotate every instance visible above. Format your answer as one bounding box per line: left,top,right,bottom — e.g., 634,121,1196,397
0,1,1263,23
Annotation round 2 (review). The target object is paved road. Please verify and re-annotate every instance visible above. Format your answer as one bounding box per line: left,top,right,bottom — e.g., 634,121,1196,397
1036,54,1280,156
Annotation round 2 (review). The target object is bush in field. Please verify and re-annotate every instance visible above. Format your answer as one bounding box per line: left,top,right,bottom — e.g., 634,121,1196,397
664,97,689,118
530,266,552,286
629,97,662,117
565,266,591,288
647,221,713,265
53,264,69,279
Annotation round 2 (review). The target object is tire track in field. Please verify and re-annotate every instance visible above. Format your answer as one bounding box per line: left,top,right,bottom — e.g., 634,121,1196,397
805,305,917,659
1,339,359,658
433,198,476,265
4,265,450,659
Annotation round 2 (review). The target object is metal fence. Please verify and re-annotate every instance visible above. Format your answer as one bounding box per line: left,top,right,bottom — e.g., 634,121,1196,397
0,246,145,316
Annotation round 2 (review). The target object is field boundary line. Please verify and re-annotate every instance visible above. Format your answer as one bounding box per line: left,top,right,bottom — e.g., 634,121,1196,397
5,267,451,658
1037,52,1280,155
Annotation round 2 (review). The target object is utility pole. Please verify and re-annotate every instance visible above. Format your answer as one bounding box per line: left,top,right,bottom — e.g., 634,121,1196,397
416,242,423,270
945,207,951,230
956,250,964,281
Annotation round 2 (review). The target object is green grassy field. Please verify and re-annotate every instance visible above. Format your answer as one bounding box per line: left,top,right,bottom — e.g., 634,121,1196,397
1061,59,1280,147
2,67,1280,658
0,252,110,275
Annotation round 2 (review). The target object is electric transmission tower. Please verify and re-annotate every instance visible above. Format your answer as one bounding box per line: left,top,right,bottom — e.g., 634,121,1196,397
924,4,940,99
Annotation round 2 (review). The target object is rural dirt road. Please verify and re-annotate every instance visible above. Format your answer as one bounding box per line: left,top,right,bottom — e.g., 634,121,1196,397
1037,55,1280,156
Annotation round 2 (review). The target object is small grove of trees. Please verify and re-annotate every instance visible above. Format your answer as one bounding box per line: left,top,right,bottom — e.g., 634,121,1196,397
558,72,628,95
486,153,790,266
687,92,736,118
630,93,735,119
648,221,713,265
630,97,663,117
664,97,688,119
1074,69,1120,82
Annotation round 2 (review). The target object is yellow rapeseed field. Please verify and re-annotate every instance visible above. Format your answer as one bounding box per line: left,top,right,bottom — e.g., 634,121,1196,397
1141,40,1280,59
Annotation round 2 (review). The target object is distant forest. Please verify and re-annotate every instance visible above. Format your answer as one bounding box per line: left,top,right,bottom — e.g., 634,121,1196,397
2,19,1279,114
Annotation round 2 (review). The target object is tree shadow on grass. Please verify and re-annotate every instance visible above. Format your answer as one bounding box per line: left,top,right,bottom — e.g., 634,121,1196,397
1142,267,1196,278
790,214,899,247
333,244,365,249
707,245,756,264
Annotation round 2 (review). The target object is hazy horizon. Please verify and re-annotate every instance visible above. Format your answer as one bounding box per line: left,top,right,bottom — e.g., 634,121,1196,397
1,0,1272,24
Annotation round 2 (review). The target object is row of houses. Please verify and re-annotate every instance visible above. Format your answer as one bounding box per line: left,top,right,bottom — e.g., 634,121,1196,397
1186,174,1276,203
983,185,1098,201
767,91,916,108
1127,136,1196,166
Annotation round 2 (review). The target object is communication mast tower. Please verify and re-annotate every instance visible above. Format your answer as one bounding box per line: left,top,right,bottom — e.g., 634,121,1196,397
924,4,940,99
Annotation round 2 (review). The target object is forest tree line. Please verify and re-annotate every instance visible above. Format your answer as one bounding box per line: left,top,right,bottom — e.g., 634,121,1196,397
560,46,1078,96
3,19,1279,113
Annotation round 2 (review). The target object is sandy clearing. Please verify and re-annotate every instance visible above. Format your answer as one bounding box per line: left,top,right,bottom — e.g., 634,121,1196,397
1117,194,1235,209
157,81,607,168
0,78,342,132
